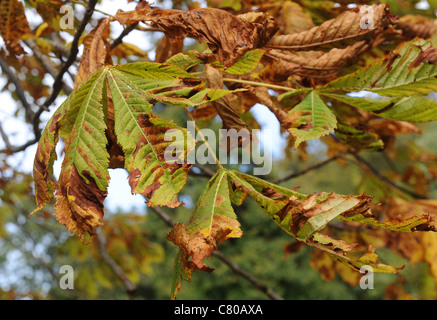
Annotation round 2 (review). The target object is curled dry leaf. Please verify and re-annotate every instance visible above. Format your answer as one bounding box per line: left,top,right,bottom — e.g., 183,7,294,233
265,40,371,80
113,6,278,67
265,4,396,51
75,18,112,89
397,14,437,40
205,65,250,150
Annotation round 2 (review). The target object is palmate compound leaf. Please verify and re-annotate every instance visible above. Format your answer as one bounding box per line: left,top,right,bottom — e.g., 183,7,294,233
227,170,435,273
31,61,240,241
166,168,242,299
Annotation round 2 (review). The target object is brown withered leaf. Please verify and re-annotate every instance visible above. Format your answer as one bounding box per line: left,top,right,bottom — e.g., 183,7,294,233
244,85,294,129
266,40,372,80
282,241,303,259
398,14,437,40
55,165,107,243
0,0,31,55
167,221,235,273
191,103,217,120
276,1,314,35
265,4,396,52
32,109,64,212
155,35,183,63
106,94,125,169
75,18,112,89
368,117,420,153
205,65,249,130
114,6,278,67
385,282,416,300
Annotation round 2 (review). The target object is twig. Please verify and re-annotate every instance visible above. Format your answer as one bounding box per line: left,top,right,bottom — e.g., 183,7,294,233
149,206,284,300
23,39,73,96
212,250,284,300
95,227,137,299
350,154,428,200
110,23,139,50
271,152,349,184
42,0,98,109
0,56,34,120
0,124,39,153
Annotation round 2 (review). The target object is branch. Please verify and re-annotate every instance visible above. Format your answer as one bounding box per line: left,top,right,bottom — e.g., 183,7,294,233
42,0,98,109
110,22,139,50
0,124,39,153
270,151,350,184
23,39,73,96
0,57,42,153
95,227,137,299
149,206,284,300
0,56,33,120
350,154,428,200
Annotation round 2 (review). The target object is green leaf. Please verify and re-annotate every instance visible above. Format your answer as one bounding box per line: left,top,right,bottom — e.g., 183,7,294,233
59,70,110,191
334,121,384,151
227,171,418,273
34,60,235,240
107,69,193,208
223,49,265,75
165,52,202,71
170,249,193,300
53,70,110,242
167,169,242,299
187,169,242,237
207,49,265,75
287,90,337,147
322,92,437,122
322,39,437,97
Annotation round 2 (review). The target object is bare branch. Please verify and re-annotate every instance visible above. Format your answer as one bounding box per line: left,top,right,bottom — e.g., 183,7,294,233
110,22,139,50
23,39,73,96
0,123,39,153
270,151,350,184
148,206,284,300
95,227,137,299
350,154,428,200
212,250,284,300
42,0,99,109
0,56,33,120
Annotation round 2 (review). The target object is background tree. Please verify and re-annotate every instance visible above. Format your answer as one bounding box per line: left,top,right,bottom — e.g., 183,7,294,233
1,0,437,300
